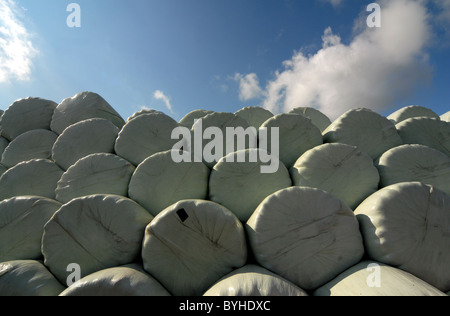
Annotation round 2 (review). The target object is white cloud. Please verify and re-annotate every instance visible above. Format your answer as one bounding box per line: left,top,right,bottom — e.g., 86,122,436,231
153,90,174,114
321,0,344,8
435,0,450,32
234,73,263,101
0,0,37,82
249,0,433,120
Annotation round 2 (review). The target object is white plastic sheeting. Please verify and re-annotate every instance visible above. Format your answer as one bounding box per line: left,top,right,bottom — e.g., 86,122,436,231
1,129,58,168
0,196,61,262
115,113,181,166
259,113,323,169
209,149,292,221
0,260,65,296
290,143,380,209
376,144,450,195
128,150,210,217
59,264,170,296
246,186,364,291
50,92,125,135
355,182,450,292
323,108,403,159
52,118,119,171
0,97,57,141
142,199,247,296
204,264,308,296
56,153,135,203
42,194,153,284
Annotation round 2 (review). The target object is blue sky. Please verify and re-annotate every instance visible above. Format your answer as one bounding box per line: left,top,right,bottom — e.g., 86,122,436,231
0,0,449,121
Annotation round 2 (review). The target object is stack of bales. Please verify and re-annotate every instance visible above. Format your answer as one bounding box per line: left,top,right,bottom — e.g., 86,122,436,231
0,92,449,296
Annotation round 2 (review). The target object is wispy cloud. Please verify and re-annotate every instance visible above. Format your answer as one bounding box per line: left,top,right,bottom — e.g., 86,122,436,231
234,73,263,102
320,0,344,8
153,90,174,114
239,0,434,120
0,0,38,82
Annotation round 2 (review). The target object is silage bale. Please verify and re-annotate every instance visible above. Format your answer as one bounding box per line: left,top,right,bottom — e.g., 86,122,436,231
288,107,332,132
259,113,323,169
203,264,308,296
387,105,440,124
50,92,125,135
355,182,450,292
59,264,171,296
208,149,292,222
191,112,256,169
0,196,61,262
313,261,446,296
376,144,450,195
235,106,274,130
55,153,135,204
52,118,120,170
0,137,9,157
1,129,58,168
115,113,181,166
0,165,6,178
179,109,214,128
126,108,164,122
323,108,403,160
128,150,209,217
396,117,450,156
42,194,153,284
290,143,380,209
0,260,65,296
141,199,247,296
441,111,450,122
0,97,57,141
246,186,364,291
0,159,64,200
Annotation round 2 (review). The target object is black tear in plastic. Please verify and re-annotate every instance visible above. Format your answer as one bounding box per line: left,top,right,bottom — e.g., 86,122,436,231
177,208,189,223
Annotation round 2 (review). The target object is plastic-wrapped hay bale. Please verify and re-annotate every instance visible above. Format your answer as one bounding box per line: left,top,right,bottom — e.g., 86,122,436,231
56,153,135,204
128,150,210,217
142,199,247,296
0,165,6,178
179,109,214,128
396,117,450,156
42,194,153,284
0,196,61,262
288,107,332,132
235,106,274,129
290,143,380,209
259,113,323,169
1,129,58,168
126,109,165,122
191,112,256,168
323,108,403,160
314,261,446,296
52,118,120,171
0,137,9,157
0,97,57,141
59,264,171,296
246,186,364,291
208,149,292,222
115,113,181,166
204,264,308,296
355,182,450,292
387,105,440,124
441,111,450,122
50,92,125,135
0,260,65,296
376,144,450,195
0,159,63,200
